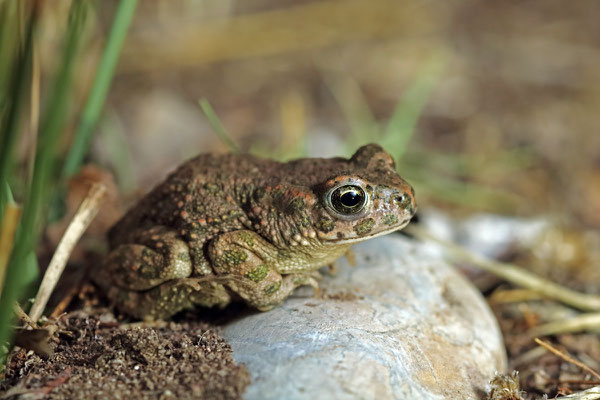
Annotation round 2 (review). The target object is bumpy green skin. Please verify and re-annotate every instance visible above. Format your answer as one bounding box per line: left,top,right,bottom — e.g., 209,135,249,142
93,144,417,319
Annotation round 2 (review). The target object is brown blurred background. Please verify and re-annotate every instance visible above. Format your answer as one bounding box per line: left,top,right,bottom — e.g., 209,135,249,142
46,0,600,225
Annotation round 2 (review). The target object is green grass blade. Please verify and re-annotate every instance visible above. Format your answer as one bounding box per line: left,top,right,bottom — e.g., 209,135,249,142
62,0,139,178
12,0,90,264
199,98,241,153
0,0,19,101
401,164,520,212
0,3,33,219
0,180,14,229
0,2,37,365
0,0,91,364
380,53,445,159
322,74,378,155
39,1,91,226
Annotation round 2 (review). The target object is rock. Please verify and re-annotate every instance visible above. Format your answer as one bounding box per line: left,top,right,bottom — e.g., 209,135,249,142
419,209,550,259
221,234,506,400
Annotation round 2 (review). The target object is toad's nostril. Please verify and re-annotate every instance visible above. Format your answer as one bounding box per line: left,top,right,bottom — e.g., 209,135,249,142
395,194,408,205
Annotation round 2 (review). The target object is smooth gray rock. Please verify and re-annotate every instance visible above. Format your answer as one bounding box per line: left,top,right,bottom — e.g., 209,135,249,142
222,235,506,400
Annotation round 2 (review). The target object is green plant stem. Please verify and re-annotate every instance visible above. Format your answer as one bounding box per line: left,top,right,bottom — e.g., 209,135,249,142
199,98,241,153
62,0,139,178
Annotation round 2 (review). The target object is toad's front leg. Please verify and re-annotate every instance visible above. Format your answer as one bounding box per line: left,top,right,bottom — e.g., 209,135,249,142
207,230,319,310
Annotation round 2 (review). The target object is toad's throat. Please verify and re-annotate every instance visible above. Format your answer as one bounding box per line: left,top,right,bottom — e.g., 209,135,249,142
328,219,412,245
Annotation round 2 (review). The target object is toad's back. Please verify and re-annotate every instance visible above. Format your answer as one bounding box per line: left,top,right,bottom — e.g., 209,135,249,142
108,152,348,247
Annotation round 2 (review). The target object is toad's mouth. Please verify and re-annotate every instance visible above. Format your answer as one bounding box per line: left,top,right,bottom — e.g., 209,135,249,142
329,218,413,245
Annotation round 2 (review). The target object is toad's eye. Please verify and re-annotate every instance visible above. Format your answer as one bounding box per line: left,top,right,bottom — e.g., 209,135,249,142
328,185,368,215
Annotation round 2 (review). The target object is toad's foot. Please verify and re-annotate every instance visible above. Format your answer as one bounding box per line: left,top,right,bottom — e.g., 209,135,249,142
255,274,320,311
94,226,196,291
106,278,231,320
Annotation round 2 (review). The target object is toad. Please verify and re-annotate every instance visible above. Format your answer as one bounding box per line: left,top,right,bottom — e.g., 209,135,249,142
93,144,416,319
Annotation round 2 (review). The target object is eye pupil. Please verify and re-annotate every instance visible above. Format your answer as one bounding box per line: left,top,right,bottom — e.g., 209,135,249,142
329,185,368,215
340,190,361,207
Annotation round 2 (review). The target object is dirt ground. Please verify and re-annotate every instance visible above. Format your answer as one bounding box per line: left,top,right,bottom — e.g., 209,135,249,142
1,309,250,400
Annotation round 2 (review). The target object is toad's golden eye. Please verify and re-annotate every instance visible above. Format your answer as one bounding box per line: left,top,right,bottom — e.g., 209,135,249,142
328,185,368,215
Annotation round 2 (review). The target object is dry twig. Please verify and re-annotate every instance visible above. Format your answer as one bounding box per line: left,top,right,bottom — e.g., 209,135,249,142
49,278,85,319
28,183,106,322
13,302,37,329
534,338,600,382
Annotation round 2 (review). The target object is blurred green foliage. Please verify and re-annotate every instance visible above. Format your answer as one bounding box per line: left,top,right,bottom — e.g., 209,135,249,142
0,0,137,366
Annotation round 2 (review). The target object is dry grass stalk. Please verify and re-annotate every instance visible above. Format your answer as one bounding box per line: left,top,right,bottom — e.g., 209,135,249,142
529,313,600,337
406,225,600,312
28,183,106,322
489,289,545,304
0,204,22,298
555,386,600,399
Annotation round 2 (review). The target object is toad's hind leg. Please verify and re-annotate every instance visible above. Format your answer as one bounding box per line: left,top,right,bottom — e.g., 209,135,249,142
105,278,231,320
93,226,195,292
207,230,319,310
